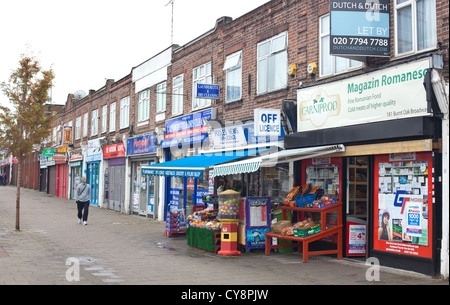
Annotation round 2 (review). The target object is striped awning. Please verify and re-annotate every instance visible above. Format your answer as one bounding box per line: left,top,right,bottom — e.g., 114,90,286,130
212,145,345,177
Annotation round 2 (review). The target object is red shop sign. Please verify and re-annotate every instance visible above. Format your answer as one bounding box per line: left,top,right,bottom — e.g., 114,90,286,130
103,142,126,159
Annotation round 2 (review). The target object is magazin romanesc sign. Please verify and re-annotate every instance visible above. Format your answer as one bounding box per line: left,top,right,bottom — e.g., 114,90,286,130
330,0,390,57
196,84,220,99
297,58,431,132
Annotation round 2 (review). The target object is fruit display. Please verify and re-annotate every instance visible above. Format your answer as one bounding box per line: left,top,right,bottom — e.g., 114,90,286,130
189,219,221,230
217,189,240,219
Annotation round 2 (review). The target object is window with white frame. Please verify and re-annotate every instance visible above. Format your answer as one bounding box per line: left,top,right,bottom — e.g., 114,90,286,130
91,109,98,136
83,112,88,138
101,105,107,133
109,102,116,132
224,51,242,102
192,62,212,110
172,75,184,116
395,0,436,56
75,116,81,140
138,89,150,122
157,82,166,113
319,14,363,76
119,96,130,129
52,127,57,144
257,32,288,94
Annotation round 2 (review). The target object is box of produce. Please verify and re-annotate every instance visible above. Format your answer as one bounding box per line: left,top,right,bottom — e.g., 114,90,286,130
292,219,321,237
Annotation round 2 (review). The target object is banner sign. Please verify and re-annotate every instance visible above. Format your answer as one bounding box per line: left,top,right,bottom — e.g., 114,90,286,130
330,0,390,57
297,58,431,132
127,134,157,156
87,139,102,162
162,108,215,148
63,126,73,144
103,142,126,159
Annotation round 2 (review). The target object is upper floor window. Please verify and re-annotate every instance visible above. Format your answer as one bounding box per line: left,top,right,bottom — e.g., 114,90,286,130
83,112,88,138
101,105,107,133
75,116,81,140
224,51,242,102
257,32,288,94
138,89,150,122
109,102,116,132
120,96,130,129
91,109,98,136
395,0,436,55
157,82,167,113
172,75,184,116
319,15,363,76
193,62,212,110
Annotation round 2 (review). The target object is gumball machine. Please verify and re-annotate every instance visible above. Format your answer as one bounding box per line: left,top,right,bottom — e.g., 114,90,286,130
217,189,241,255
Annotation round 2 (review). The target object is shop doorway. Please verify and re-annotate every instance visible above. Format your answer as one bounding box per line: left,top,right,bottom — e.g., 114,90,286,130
345,156,369,257
131,160,157,217
87,162,100,206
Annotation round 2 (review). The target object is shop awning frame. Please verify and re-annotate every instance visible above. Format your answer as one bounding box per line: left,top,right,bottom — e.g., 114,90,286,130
212,144,345,177
141,148,272,179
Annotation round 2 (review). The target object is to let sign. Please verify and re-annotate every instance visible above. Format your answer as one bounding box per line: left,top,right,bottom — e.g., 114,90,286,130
196,84,220,99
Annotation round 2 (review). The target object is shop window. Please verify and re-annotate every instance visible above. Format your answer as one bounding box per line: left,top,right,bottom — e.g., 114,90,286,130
319,14,363,77
395,0,436,56
374,152,433,259
172,75,184,116
192,62,212,110
138,89,150,122
224,51,242,102
257,32,288,94
261,164,290,204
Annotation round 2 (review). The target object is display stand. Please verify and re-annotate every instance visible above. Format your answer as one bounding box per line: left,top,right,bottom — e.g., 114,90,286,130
264,202,343,262
164,209,186,237
186,226,221,253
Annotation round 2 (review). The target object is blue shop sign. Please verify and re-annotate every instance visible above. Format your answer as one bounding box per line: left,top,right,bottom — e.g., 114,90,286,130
161,108,215,148
127,134,157,156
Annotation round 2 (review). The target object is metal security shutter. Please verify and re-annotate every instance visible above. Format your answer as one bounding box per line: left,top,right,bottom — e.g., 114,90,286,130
108,164,125,212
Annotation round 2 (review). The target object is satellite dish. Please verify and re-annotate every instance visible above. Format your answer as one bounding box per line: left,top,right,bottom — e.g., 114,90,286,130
74,90,87,101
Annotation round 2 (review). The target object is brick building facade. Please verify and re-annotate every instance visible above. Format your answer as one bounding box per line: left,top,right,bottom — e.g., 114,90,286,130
10,0,448,278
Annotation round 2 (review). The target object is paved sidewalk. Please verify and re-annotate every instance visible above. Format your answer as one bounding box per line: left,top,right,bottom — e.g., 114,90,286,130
0,186,447,288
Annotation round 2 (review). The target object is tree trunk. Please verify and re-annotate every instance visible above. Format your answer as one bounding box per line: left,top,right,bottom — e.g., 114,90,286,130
16,160,21,231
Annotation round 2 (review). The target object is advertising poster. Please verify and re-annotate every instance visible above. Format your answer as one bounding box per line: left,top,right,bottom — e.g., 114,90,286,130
169,188,180,211
373,152,432,258
348,224,366,255
245,197,271,249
